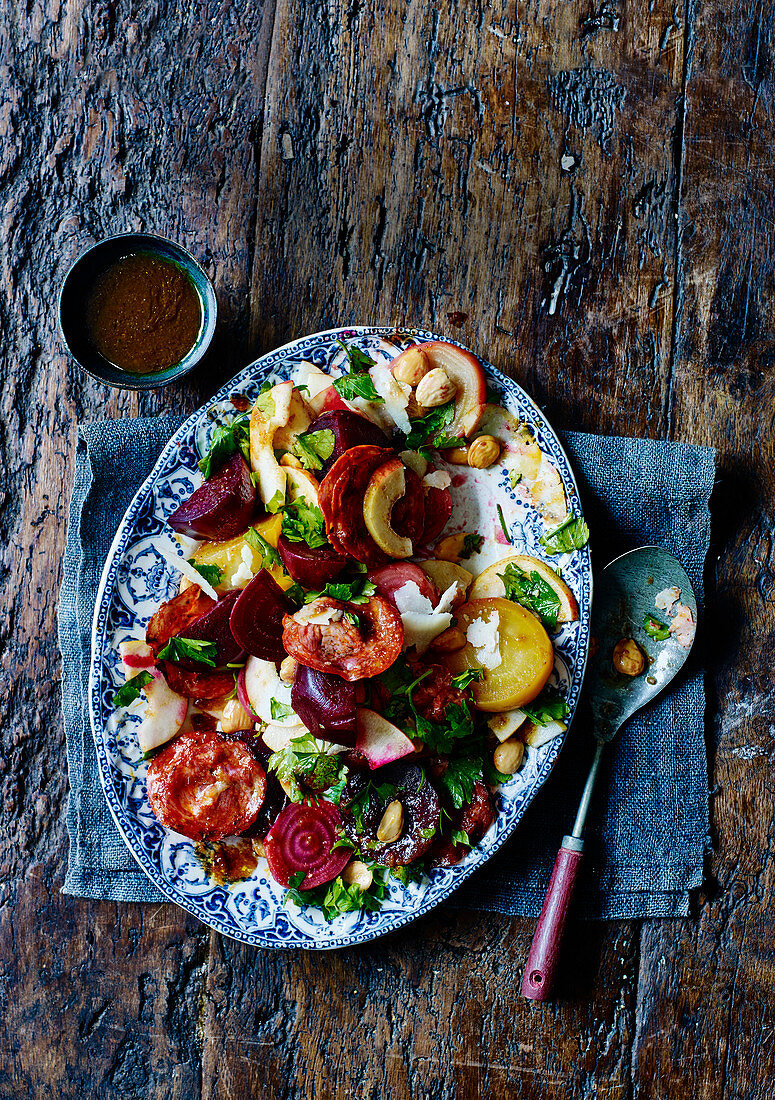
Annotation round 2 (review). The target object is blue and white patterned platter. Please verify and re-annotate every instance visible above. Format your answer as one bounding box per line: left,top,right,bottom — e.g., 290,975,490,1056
89,326,592,949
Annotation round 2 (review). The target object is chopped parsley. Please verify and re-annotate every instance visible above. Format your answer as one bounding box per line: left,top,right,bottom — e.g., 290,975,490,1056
404,398,456,451
244,527,281,568
499,563,561,629
539,514,590,555
304,577,377,605
267,734,348,803
269,698,295,722
509,469,523,489
266,488,285,514
413,701,475,754
522,687,569,727
197,411,250,480
156,637,218,667
332,342,382,402
291,428,336,471
280,499,328,549
437,756,482,809
450,668,483,691
285,865,389,922
188,561,222,587
462,534,484,557
496,504,512,544
112,670,153,708
643,615,671,640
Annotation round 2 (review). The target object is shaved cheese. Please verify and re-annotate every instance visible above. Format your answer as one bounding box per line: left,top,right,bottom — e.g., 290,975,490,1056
394,581,458,654
655,586,681,612
157,542,219,601
467,610,501,669
232,544,256,587
399,450,429,477
369,363,413,434
423,469,451,491
292,601,344,626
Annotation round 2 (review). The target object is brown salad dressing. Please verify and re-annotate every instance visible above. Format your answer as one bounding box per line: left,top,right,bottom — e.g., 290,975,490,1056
85,252,202,374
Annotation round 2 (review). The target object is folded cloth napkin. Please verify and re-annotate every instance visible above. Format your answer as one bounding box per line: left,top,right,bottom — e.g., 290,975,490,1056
58,418,715,917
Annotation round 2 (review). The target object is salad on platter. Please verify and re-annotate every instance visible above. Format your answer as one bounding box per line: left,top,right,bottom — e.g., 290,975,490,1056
112,338,590,923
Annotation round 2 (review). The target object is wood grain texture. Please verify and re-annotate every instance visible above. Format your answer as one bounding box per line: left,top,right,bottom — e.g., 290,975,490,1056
1,0,771,1094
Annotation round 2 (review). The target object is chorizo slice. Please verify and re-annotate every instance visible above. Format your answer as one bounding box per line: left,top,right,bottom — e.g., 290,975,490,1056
340,762,441,867
147,728,266,842
282,595,403,681
146,585,216,656
319,445,393,565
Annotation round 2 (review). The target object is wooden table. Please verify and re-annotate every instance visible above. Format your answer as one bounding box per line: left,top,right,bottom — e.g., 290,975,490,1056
4,0,773,1095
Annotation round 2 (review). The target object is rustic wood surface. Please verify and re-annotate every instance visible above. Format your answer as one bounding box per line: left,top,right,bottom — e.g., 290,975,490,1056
1,0,773,1094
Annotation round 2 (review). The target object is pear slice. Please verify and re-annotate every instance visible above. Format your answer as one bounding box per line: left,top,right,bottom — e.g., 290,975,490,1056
363,458,413,558
249,380,293,508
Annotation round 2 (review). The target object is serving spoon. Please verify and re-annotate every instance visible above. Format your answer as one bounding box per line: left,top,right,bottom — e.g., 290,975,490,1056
521,546,697,1001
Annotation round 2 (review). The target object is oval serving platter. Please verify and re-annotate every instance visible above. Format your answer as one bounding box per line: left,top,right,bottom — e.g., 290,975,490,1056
89,326,592,949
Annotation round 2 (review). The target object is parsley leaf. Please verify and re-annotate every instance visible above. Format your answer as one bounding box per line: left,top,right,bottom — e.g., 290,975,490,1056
332,343,382,402
404,399,456,451
451,828,471,847
291,429,336,471
284,865,389,921
198,411,251,480
112,670,153,709
539,514,590,555
644,615,671,640
336,339,377,372
244,527,281,568
270,699,295,722
450,668,483,691
522,687,569,727
413,701,475,754
188,561,222,587
499,563,561,629
266,489,285,514
496,504,511,544
281,499,328,549
437,756,482,809
268,734,348,803
304,578,377,605
156,637,218,667
462,534,484,557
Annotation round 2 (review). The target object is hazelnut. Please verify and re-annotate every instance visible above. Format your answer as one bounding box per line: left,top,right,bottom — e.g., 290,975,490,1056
392,347,430,387
431,626,467,653
377,800,404,844
342,860,373,891
444,446,470,465
221,697,253,734
279,656,298,683
612,638,645,676
280,452,304,469
416,367,457,409
493,738,525,775
467,435,501,470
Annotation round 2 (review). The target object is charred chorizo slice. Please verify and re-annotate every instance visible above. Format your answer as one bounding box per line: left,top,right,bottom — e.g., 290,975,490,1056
282,595,403,681
319,445,394,565
145,585,216,656
147,728,266,842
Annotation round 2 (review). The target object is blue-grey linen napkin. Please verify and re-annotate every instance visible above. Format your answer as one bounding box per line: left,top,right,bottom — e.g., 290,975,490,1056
58,418,715,917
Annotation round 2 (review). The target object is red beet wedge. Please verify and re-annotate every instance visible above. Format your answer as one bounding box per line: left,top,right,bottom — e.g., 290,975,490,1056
168,451,256,541
265,800,351,888
277,535,348,588
291,664,357,744
229,570,289,662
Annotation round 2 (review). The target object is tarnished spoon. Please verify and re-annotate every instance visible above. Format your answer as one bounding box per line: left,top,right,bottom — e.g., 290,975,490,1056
521,546,697,1001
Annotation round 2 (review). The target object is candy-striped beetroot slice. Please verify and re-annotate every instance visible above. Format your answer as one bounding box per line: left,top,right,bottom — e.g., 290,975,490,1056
265,800,351,888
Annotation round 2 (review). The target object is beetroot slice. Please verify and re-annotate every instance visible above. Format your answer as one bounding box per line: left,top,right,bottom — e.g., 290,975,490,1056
177,589,244,668
308,410,390,475
265,800,350,888
277,535,348,588
229,570,289,662
291,663,357,745
168,451,256,541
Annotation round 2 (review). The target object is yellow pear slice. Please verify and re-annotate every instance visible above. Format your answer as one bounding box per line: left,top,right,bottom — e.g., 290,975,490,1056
363,459,412,558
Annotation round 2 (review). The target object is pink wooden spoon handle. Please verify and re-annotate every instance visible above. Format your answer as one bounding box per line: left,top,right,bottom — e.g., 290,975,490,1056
521,838,585,1001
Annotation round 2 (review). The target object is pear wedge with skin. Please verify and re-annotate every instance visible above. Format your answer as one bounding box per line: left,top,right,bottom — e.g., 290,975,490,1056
363,458,413,558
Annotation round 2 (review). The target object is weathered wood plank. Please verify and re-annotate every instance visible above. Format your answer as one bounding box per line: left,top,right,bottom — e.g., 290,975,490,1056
0,0,274,1094
631,2,775,1098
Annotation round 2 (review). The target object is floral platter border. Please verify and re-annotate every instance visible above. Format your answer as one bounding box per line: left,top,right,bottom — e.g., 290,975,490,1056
88,326,592,949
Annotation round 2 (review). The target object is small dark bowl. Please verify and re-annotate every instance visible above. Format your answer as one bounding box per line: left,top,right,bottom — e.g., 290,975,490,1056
58,232,217,390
